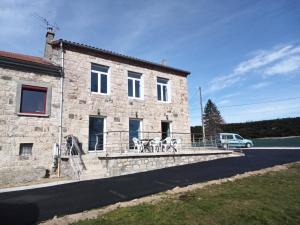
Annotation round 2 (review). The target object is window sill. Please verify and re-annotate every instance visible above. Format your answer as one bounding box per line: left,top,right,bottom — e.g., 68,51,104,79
19,155,32,160
17,112,49,117
128,97,144,101
91,92,109,96
88,150,106,153
157,100,171,104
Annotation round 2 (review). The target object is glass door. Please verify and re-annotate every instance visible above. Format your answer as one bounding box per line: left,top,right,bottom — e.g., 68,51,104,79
161,121,171,140
129,119,141,148
89,117,104,151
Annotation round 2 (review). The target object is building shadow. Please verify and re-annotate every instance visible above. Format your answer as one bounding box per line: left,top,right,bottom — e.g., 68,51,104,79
0,202,39,225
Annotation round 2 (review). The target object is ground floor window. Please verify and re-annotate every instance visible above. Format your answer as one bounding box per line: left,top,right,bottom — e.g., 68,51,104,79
89,117,105,151
129,119,142,148
161,121,171,140
19,143,33,159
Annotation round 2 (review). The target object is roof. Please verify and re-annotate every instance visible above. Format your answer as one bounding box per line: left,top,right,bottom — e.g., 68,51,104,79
0,51,53,66
0,50,61,76
51,39,190,77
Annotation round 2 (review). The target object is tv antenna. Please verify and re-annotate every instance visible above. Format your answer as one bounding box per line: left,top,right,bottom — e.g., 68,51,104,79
32,13,60,32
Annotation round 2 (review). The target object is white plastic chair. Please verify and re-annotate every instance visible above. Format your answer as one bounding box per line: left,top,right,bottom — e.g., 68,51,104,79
132,137,144,153
172,138,181,152
150,137,162,153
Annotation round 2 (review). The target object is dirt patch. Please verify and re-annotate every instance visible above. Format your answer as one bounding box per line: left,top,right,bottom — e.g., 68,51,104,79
39,161,300,225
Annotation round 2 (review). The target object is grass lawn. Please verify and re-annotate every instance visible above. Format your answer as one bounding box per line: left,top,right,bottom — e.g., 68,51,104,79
73,164,300,225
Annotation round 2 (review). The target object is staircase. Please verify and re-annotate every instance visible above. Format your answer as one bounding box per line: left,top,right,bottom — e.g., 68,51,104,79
64,135,86,180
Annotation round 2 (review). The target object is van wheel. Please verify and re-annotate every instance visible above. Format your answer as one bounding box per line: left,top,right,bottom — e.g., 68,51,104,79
223,144,228,149
246,143,251,148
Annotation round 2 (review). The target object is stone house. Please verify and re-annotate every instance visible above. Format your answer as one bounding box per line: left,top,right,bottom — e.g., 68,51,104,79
48,34,191,154
0,49,61,183
0,29,237,183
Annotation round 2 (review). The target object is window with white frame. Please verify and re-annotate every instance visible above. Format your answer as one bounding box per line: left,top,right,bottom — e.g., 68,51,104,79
128,71,142,98
157,77,170,102
91,64,109,94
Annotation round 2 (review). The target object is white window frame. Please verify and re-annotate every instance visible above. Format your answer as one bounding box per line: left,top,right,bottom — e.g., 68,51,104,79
157,77,171,103
128,71,143,100
91,64,110,95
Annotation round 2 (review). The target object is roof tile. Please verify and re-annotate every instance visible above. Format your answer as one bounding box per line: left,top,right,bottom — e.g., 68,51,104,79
51,39,190,76
0,50,54,66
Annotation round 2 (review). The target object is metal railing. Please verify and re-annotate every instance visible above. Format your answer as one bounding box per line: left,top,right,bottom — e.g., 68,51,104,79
63,135,86,179
90,131,219,154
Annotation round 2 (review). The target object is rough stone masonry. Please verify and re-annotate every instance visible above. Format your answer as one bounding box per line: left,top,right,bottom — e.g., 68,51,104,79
0,30,237,186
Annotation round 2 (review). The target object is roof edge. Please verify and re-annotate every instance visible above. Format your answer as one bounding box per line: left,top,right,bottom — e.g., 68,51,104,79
0,56,61,77
52,39,190,77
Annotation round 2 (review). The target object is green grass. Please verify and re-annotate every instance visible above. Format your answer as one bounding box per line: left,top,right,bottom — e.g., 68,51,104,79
73,164,300,225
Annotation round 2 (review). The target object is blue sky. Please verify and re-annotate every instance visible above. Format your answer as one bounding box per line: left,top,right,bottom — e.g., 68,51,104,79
1,0,300,125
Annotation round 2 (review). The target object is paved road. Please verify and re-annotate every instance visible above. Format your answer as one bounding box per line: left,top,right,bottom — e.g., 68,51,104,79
1,149,300,225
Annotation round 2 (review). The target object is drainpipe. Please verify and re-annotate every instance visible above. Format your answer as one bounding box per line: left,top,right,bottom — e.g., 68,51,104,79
58,41,64,177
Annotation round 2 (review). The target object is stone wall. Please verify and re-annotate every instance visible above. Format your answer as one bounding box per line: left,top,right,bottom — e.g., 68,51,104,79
67,151,242,180
0,67,61,169
61,49,190,153
0,166,47,187
0,46,191,185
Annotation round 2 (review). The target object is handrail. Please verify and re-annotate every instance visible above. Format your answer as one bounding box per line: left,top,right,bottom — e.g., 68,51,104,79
64,135,86,179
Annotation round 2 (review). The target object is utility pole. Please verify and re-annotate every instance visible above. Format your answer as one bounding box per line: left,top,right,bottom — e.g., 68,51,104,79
199,87,206,145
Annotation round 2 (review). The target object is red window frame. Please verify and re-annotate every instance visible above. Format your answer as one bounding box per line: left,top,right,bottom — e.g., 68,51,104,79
20,85,48,115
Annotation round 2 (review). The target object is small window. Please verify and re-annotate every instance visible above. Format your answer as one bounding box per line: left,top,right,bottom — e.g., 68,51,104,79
128,71,142,98
20,85,47,114
91,63,109,94
19,143,33,159
222,135,234,140
157,77,170,102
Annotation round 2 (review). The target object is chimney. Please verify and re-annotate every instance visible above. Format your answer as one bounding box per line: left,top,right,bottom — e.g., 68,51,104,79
44,27,55,60
161,59,167,66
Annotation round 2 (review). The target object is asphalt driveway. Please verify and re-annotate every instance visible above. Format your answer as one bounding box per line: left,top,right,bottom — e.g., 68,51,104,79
1,148,300,225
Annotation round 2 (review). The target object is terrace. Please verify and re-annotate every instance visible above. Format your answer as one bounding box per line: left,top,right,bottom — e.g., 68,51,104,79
60,132,237,180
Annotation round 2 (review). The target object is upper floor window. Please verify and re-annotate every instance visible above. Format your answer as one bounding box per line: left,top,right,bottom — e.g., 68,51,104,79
157,77,170,102
20,85,47,114
91,63,109,94
16,81,52,117
128,71,142,99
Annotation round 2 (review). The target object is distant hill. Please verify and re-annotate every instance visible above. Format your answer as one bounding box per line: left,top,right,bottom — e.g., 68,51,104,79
191,117,300,139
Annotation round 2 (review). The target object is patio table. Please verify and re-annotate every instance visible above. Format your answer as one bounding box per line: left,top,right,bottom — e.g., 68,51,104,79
141,139,153,152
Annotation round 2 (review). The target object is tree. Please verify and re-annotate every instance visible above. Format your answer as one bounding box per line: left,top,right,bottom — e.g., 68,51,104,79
203,99,224,138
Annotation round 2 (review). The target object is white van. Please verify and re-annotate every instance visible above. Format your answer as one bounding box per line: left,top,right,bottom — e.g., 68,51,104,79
217,133,253,149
